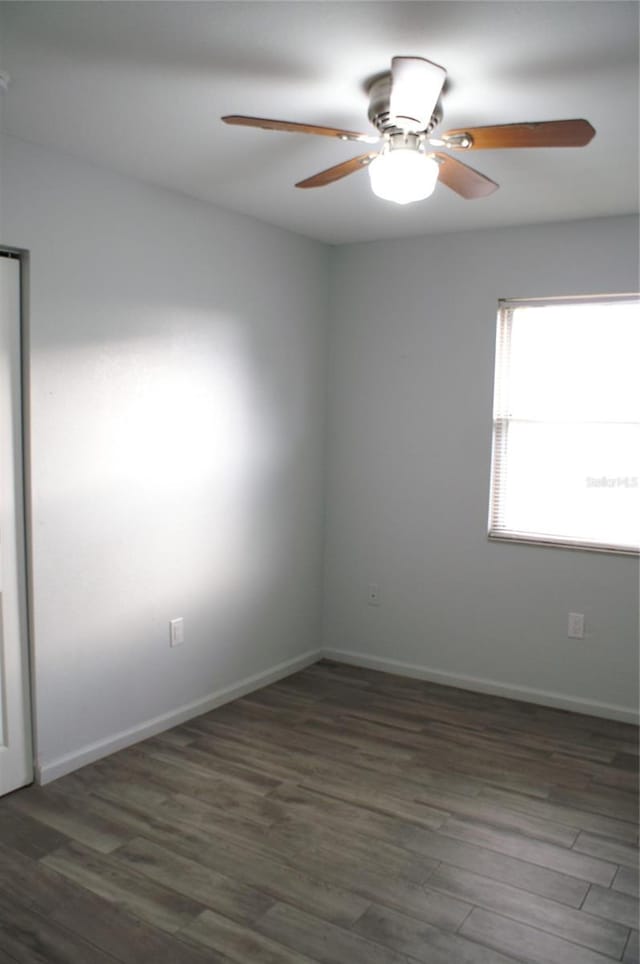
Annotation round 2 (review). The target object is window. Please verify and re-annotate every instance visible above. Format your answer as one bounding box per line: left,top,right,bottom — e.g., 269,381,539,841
488,294,640,554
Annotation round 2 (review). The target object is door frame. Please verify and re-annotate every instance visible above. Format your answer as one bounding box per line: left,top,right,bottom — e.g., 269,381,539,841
0,245,36,793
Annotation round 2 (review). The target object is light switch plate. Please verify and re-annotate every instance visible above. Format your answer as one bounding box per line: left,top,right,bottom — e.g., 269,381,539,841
169,617,184,647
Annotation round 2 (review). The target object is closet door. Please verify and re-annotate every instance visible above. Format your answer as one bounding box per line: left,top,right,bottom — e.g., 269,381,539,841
0,252,33,795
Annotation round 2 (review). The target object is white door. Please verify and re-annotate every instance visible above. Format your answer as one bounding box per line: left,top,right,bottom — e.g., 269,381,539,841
0,252,33,795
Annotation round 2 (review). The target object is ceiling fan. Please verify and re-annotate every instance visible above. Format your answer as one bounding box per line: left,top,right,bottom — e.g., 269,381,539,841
222,56,595,205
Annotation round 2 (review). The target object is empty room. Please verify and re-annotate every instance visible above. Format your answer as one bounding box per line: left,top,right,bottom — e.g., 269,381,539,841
0,2,638,962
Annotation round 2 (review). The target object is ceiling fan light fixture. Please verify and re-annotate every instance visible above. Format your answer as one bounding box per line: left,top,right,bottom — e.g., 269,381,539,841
368,147,439,205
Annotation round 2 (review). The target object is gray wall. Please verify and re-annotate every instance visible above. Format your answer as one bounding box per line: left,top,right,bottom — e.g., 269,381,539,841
3,136,329,779
324,216,639,719
3,134,638,784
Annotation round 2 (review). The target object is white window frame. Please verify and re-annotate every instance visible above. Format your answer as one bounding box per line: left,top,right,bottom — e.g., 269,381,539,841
488,293,640,556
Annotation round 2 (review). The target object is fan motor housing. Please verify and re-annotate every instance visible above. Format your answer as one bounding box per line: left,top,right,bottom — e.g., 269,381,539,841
367,73,442,135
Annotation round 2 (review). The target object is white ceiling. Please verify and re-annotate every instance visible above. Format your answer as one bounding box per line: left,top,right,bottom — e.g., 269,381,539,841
1,2,638,244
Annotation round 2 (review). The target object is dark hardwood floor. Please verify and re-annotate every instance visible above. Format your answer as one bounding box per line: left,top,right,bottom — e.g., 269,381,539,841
0,659,638,963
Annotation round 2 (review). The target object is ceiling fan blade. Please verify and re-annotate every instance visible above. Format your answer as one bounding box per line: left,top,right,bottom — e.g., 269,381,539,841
222,115,378,144
442,119,596,150
434,153,499,199
295,153,379,189
389,56,446,131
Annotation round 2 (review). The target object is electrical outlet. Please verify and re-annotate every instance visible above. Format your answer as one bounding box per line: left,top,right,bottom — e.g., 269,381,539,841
367,584,381,606
169,617,184,647
568,612,585,639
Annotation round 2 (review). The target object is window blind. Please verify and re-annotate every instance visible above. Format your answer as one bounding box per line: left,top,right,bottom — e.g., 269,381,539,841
488,294,640,554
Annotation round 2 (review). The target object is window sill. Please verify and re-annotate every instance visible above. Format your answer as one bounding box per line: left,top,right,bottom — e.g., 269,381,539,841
488,531,639,557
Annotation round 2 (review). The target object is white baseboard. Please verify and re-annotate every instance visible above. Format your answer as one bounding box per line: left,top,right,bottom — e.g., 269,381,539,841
322,648,639,725
36,643,637,784
36,648,322,785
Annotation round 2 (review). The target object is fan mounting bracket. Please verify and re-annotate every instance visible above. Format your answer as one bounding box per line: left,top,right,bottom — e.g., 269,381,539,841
441,132,473,150
367,72,443,136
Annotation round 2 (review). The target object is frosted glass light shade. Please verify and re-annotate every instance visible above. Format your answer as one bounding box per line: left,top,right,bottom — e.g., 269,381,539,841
368,149,439,205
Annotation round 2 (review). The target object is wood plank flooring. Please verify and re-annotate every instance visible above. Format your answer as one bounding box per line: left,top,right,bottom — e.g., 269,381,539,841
0,659,638,963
